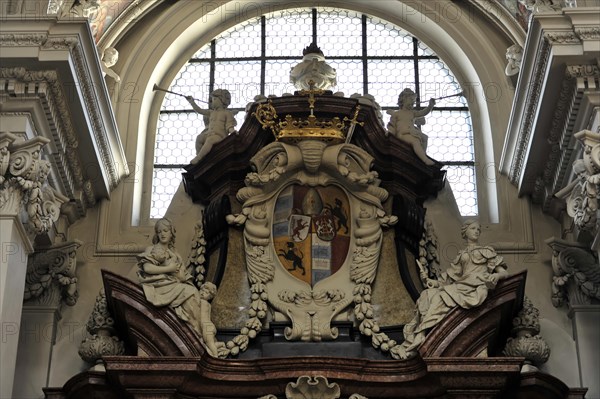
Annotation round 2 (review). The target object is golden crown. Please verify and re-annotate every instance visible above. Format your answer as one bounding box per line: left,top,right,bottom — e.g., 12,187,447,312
253,100,362,144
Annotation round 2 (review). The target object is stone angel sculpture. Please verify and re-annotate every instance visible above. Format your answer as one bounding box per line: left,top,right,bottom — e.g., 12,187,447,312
185,89,237,164
137,218,228,358
391,220,508,359
387,88,435,165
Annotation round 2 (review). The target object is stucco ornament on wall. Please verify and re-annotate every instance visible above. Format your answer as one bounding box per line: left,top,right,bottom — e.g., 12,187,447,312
226,95,402,357
0,133,62,236
559,130,600,234
290,43,337,91
258,376,369,399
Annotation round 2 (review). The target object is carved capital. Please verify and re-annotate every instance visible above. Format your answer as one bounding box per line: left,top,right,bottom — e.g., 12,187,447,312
503,297,550,371
79,289,125,364
546,238,600,307
24,240,82,307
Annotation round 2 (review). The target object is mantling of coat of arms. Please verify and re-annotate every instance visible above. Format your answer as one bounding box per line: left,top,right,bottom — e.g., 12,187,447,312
225,67,400,355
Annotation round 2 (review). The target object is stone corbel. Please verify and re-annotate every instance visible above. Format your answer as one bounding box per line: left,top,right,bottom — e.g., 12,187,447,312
24,240,82,307
546,237,600,308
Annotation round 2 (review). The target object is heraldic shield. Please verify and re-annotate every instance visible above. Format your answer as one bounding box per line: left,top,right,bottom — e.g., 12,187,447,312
273,185,351,286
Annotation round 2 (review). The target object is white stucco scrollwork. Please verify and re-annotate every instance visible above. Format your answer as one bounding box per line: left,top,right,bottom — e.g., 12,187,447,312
227,140,397,356
557,130,600,235
0,135,63,236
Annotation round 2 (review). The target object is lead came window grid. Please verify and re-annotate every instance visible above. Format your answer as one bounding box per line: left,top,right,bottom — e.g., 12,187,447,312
152,8,477,218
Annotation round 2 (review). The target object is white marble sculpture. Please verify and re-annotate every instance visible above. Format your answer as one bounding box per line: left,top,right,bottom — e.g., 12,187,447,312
136,218,228,357
387,88,435,166
101,47,121,104
391,220,508,359
505,44,523,77
290,43,337,91
186,89,237,164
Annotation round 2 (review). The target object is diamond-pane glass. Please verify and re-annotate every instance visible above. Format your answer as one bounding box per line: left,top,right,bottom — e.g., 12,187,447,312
265,9,312,57
152,7,479,218
317,11,362,57
150,168,184,219
366,17,414,57
214,61,262,107
160,63,211,111
328,59,363,96
368,60,415,107
424,111,474,162
192,44,211,59
445,165,478,216
265,59,302,95
419,60,466,107
155,112,202,164
216,18,261,58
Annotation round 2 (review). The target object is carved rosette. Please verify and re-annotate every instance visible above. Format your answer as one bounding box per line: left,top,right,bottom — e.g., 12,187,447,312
227,140,397,357
503,297,550,371
24,240,82,307
79,289,125,364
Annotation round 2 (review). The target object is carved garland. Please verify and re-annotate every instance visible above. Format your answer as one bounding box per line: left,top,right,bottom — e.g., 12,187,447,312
227,141,398,357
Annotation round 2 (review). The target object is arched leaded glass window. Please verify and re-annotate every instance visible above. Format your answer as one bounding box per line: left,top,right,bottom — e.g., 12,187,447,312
151,8,476,218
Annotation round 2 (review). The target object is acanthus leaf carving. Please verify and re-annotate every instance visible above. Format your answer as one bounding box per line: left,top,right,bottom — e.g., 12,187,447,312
24,240,82,307
556,131,600,234
547,238,600,307
0,135,63,236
